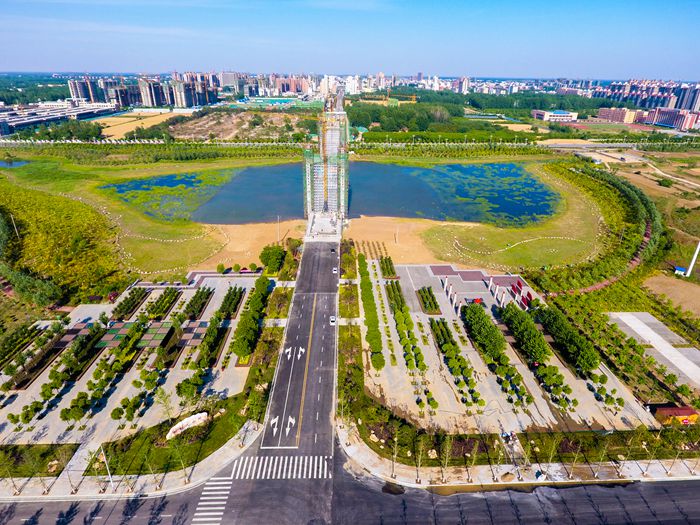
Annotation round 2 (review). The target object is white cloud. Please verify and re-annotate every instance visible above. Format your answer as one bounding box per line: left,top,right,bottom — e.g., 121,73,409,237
2,14,202,38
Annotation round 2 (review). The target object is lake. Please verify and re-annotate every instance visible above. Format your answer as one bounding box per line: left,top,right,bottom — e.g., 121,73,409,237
192,162,559,226
0,160,28,168
105,162,560,226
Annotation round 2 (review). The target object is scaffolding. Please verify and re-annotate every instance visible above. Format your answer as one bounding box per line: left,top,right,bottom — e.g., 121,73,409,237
303,93,349,221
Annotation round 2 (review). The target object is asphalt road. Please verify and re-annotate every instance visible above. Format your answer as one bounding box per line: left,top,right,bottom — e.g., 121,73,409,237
260,241,338,454
6,241,700,524
7,447,700,525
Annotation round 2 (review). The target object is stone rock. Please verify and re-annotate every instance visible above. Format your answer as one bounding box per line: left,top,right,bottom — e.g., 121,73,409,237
501,471,515,482
428,449,438,459
369,433,379,443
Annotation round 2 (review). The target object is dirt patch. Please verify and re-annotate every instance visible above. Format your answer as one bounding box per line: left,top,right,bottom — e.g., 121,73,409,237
617,168,698,202
537,138,596,145
194,220,307,269
344,216,459,264
644,274,700,317
498,123,538,133
170,111,311,141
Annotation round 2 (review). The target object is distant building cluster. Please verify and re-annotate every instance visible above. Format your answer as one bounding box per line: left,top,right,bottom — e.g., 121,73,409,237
592,79,700,111
0,99,115,136
597,105,699,132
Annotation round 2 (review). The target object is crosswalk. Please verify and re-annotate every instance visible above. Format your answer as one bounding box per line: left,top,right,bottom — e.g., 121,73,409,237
190,455,332,523
228,454,332,480
190,478,232,524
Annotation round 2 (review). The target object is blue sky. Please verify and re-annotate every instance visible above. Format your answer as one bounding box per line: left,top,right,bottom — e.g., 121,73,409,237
1,0,698,79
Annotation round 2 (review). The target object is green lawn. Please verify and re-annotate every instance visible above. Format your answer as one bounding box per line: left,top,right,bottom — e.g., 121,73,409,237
339,284,360,318
0,443,79,478
421,162,602,270
1,154,298,278
266,286,293,318
91,327,282,475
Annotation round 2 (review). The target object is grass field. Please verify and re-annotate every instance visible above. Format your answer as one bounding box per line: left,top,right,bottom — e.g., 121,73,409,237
1,155,297,277
421,162,602,270
94,111,180,139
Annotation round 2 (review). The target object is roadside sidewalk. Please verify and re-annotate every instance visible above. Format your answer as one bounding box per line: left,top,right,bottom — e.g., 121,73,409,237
337,422,700,489
0,420,262,503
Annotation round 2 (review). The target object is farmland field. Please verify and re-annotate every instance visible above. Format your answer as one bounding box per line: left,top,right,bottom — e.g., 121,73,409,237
94,111,182,139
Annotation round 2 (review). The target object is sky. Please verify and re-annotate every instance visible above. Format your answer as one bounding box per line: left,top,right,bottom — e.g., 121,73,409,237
1,0,698,80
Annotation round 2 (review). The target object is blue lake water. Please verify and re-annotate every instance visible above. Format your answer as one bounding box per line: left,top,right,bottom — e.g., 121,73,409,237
191,162,559,226
0,160,28,168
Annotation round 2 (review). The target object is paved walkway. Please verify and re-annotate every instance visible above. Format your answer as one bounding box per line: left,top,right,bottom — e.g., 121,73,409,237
0,421,262,502
337,422,700,489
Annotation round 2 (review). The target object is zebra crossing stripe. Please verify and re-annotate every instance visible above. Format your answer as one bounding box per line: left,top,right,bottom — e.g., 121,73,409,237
223,455,332,480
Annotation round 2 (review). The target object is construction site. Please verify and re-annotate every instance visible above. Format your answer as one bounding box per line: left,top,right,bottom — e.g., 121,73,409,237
303,88,350,241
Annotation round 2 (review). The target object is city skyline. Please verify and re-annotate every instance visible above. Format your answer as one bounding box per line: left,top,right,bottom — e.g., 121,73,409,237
1,0,699,79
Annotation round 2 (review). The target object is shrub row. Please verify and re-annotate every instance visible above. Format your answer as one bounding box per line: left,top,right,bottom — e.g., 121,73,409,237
358,254,384,370
379,256,396,278
183,287,214,320
417,286,440,314
429,318,482,406
112,287,148,320
535,305,600,374
146,288,180,320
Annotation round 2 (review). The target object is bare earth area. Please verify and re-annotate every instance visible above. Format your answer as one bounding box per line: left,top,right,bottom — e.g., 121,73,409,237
498,122,538,133
170,111,310,141
344,216,458,265
644,273,700,317
537,138,597,145
95,111,179,139
195,220,307,269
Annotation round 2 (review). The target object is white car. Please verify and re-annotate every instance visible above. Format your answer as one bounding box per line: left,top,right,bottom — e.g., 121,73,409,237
329,316,336,326
332,267,338,274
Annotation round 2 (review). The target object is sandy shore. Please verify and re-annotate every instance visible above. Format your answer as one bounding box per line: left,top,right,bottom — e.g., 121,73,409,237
195,215,494,269
194,220,307,269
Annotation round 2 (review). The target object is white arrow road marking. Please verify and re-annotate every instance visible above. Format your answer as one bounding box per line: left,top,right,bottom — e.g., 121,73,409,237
297,346,306,360
285,416,296,436
270,416,279,437
284,347,292,360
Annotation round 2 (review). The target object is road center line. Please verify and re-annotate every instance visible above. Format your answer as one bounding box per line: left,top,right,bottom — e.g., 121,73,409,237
296,293,317,446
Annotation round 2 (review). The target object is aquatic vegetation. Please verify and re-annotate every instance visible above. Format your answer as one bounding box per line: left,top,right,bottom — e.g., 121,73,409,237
101,170,236,221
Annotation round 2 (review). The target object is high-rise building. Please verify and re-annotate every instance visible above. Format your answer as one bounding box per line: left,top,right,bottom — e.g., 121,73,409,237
645,107,699,131
138,78,165,107
68,79,90,101
172,81,196,108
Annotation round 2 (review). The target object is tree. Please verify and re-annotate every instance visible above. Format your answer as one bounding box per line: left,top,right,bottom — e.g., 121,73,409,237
259,245,285,273
216,263,225,274
0,450,20,494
